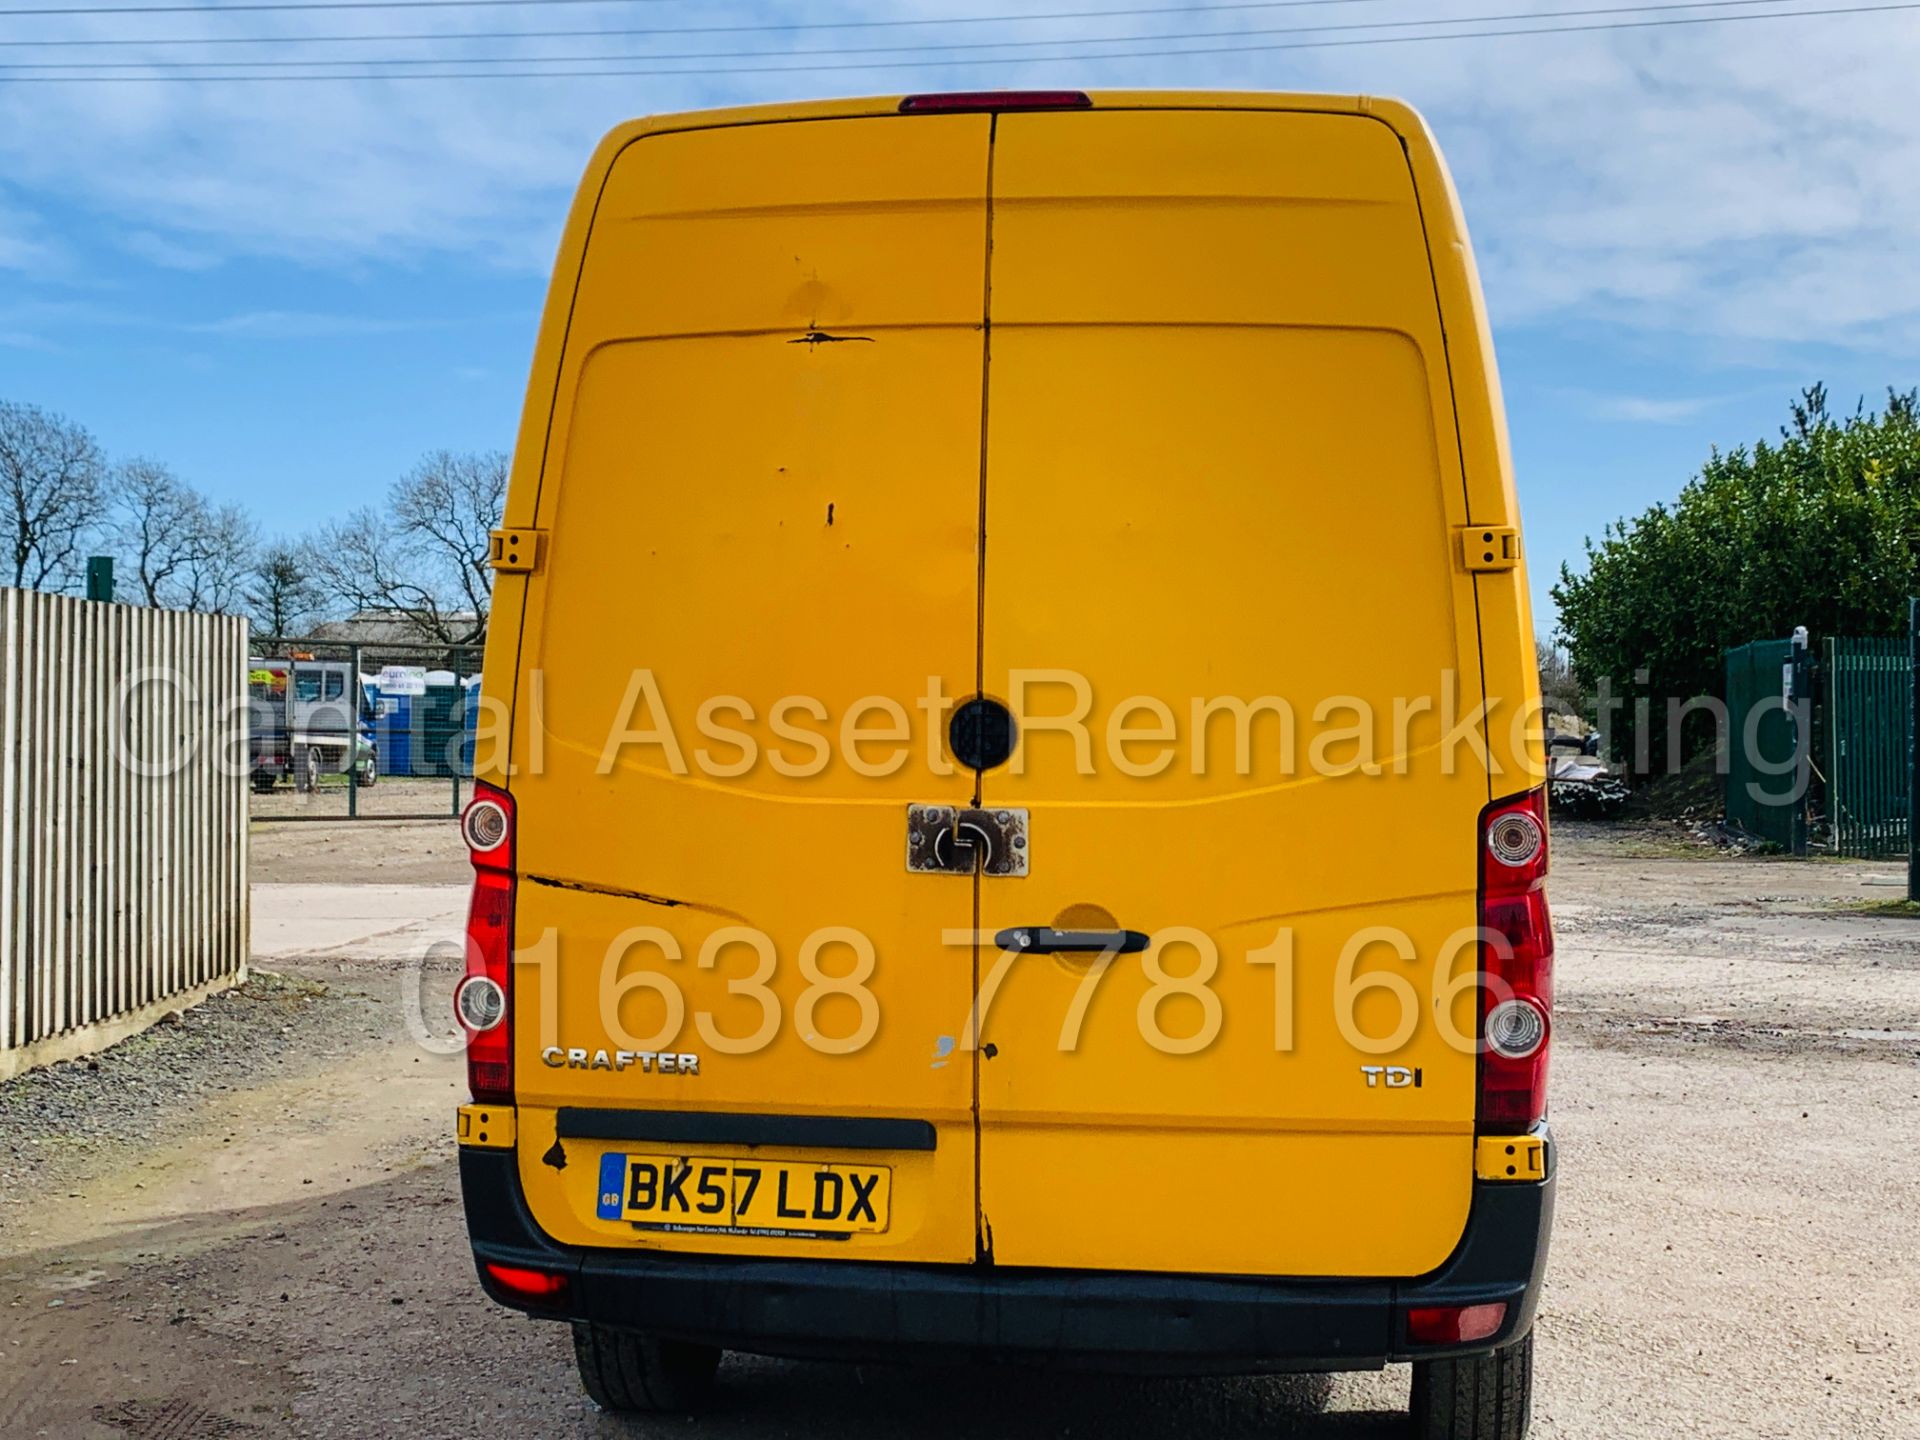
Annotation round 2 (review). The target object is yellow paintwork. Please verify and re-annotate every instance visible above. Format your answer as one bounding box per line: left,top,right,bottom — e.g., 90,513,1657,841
457,1103,516,1149
1475,1134,1549,1182
476,91,1543,1279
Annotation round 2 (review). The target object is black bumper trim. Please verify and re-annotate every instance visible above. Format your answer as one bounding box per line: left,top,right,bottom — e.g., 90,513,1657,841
553,1108,937,1152
462,1139,1552,1374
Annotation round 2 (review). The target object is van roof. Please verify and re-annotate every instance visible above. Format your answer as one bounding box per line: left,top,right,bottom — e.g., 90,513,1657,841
588,90,1427,152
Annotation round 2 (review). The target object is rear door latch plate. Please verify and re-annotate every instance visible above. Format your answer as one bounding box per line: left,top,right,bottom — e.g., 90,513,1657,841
907,805,1028,877
1459,525,1521,572
488,527,545,573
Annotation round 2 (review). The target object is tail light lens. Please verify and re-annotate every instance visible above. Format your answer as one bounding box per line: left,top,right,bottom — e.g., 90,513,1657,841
461,780,515,1104
899,90,1092,113
1478,787,1553,1132
1408,1302,1508,1346
481,1262,568,1304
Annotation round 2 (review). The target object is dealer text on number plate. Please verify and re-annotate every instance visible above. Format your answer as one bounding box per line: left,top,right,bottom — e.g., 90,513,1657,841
596,1153,892,1237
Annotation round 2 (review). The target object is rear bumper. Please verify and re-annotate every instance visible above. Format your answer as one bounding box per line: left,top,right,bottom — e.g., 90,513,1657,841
460,1134,1553,1374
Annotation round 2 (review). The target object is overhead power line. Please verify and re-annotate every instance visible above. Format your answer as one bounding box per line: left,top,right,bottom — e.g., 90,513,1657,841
0,0,1854,68
0,0,1385,19
0,0,1912,79
0,1,1413,50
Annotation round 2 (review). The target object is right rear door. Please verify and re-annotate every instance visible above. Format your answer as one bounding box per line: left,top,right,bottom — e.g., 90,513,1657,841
973,107,1491,1278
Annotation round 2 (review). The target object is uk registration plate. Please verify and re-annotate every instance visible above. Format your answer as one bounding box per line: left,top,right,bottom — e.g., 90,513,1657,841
595,1153,891,1238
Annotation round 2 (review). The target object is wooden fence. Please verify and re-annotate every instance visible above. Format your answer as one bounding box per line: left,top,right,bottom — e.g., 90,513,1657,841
0,590,249,1079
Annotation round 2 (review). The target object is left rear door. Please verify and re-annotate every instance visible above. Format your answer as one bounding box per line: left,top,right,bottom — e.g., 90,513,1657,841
505,112,992,1265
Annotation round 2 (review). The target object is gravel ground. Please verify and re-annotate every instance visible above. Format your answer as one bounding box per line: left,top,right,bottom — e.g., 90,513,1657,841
0,973,378,1214
250,813,467,885
1,821,1915,1439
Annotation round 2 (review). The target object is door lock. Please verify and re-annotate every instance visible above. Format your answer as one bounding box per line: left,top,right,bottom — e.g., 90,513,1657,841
905,805,1029,877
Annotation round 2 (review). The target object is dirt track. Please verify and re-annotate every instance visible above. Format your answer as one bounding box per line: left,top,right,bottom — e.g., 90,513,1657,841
0,822,1915,1438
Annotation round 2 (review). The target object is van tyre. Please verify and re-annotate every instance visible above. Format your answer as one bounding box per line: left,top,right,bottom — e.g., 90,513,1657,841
571,1322,720,1414
1409,1331,1533,1440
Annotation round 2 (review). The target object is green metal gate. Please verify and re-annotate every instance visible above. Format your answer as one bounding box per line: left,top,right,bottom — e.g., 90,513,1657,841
1824,635,1912,859
1724,638,1798,849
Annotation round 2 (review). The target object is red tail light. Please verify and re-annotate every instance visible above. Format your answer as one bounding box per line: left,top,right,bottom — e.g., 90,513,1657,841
460,780,515,1104
899,90,1092,114
1408,1302,1508,1345
1478,787,1553,1132
482,1262,567,1303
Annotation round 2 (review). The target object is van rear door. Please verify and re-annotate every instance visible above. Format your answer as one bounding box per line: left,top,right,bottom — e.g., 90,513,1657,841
504,113,991,1264
973,108,1491,1277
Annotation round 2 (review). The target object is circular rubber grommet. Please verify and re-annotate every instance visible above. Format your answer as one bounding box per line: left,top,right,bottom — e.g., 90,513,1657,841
949,697,1017,772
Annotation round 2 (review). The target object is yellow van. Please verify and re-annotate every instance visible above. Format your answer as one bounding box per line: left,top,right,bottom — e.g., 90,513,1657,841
455,90,1554,1439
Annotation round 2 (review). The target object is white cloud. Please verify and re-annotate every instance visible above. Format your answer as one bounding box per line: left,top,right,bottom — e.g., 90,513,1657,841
0,199,60,273
184,308,423,337
0,3,1917,354
1558,389,1723,423
117,229,228,271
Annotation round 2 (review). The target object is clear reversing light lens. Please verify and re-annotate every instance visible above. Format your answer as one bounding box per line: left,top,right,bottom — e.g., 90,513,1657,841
455,974,507,1032
1487,810,1544,868
1486,998,1549,1060
462,797,508,853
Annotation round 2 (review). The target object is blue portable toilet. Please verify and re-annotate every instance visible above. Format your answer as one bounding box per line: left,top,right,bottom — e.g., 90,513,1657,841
459,678,480,777
413,670,464,777
375,690,414,776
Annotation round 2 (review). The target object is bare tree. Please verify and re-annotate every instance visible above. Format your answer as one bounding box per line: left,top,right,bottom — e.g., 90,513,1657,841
390,449,506,638
307,450,505,645
1538,638,1584,719
0,400,108,592
173,501,258,615
115,458,200,604
112,458,258,613
245,540,326,638
305,507,473,644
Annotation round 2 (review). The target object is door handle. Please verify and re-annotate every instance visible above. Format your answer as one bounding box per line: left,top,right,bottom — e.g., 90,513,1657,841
994,926,1150,955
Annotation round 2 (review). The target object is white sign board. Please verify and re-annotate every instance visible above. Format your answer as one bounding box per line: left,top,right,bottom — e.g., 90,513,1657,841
377,664,428,696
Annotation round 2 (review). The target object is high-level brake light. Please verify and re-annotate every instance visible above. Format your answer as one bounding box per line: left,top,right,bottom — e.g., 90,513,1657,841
899,90,1093,114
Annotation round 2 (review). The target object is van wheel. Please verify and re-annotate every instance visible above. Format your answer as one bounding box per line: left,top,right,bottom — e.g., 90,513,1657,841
1409,1331,1532,1440
571,1322,720,1414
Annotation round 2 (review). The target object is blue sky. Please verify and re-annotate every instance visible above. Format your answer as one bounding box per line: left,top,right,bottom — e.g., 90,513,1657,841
3,1,1919,633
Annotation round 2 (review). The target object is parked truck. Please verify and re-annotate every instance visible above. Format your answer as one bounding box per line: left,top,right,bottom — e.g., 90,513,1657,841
247,657,379,794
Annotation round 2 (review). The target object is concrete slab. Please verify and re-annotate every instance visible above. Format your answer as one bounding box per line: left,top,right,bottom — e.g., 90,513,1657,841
250,881,467,961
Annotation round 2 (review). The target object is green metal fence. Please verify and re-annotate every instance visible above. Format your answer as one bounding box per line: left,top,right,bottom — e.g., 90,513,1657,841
1910,598,1919,902
248,637,485,822
1823,635,1912,859
1724,638,1798,849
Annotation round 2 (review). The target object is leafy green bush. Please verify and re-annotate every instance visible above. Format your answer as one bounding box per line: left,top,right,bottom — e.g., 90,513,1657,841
1553,386,1919,767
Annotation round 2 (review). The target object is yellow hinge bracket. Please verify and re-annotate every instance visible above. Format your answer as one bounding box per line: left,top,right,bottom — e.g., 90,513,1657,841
488,528,545,574
457,1103,516,1149
1475,1134,1546,1182
1459,525,1521,573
